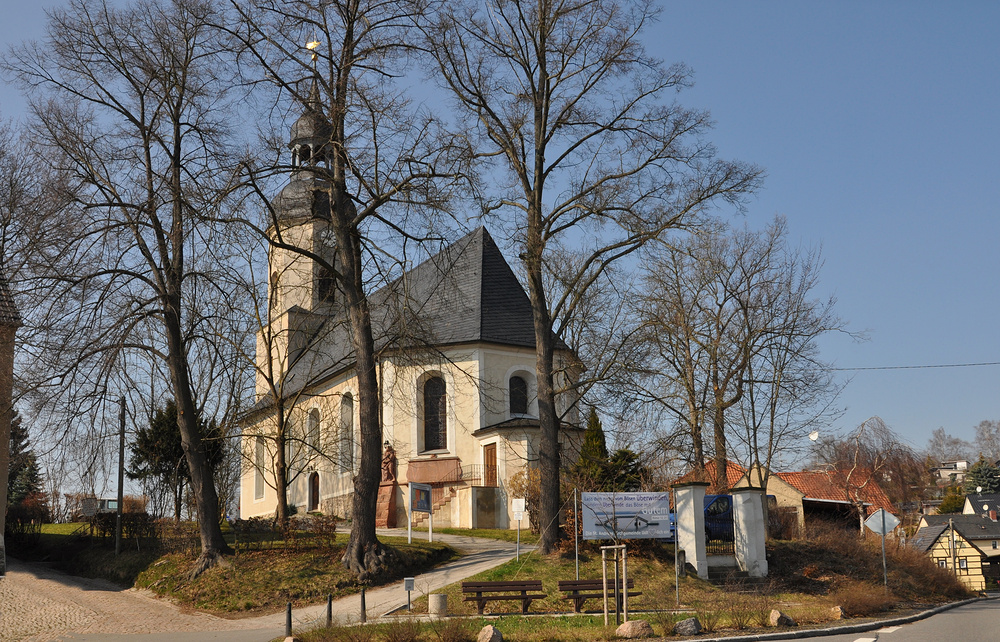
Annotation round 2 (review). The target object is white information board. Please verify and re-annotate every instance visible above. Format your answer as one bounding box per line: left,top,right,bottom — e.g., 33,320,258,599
581,492,672,540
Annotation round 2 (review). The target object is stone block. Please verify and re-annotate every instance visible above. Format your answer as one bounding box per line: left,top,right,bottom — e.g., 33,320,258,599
477,624,503,642
615,619,655,638
672,616,702,636
429,593,447,617
769,609,796,627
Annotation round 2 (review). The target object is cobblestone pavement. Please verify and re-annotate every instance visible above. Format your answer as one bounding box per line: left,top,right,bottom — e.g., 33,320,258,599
0,558,263,641
1,529,525,641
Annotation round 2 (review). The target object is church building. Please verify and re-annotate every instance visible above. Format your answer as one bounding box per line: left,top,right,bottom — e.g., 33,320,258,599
239,91,582,529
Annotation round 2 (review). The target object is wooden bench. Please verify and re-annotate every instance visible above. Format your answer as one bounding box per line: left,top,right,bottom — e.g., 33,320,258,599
461,580,546,614
558,579,641,613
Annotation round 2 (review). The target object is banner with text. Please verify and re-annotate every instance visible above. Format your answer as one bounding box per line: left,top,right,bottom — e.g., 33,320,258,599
581,492,672,540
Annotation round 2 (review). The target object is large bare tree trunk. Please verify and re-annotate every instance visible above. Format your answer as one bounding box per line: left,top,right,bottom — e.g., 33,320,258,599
340,223,396,580
0,322,17,576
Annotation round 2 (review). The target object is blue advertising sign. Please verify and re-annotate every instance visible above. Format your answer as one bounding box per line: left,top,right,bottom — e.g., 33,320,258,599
411,483,432,514
581,492,672,540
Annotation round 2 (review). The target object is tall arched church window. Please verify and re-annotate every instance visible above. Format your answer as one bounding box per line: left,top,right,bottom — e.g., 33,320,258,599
317,264,336,303
307,409,321,454
307,472,320,512
423,376,447,451
509,375,528,416
340,393,354,473
254,436,265,500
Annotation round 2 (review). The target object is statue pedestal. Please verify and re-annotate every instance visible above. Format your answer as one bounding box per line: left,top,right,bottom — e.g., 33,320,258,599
376,482,398,528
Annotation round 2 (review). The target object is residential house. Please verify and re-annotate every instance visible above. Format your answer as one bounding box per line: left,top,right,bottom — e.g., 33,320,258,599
912,513,1000,591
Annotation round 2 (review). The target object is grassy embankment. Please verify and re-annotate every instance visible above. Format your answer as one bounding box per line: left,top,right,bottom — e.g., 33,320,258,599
15,523,972,641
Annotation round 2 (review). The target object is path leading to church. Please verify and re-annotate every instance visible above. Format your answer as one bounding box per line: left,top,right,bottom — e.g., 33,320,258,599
1,529,528,641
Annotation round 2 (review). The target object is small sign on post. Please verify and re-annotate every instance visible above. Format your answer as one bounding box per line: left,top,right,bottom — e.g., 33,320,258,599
404,577,415,611
512,498,525,560
864,508,900,590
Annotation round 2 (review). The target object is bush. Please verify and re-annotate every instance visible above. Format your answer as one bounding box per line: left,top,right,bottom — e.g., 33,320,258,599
156,519,201,555
231,516,282,550
4,496,47,544
829,580,897,617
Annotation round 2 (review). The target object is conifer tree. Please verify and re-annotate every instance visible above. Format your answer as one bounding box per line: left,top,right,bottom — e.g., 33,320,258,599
576,408,609,487
7,411,42,506
964,458,1000,494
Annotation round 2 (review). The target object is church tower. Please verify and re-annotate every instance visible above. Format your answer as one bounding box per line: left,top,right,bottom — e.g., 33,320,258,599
257,81,337,396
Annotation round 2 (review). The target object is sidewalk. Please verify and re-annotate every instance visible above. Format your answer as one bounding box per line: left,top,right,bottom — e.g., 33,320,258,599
4,529,527,642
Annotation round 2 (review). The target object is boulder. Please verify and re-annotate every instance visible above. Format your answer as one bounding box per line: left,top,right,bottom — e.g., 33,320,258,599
477,624,503,642
769,609,796,627
829,605,843,620
672,616,702,636
615,620,655,639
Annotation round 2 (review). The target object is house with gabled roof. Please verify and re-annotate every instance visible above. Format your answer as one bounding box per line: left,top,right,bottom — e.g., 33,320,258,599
912,513,1000,591
963,492,1000,518
240,97,583,528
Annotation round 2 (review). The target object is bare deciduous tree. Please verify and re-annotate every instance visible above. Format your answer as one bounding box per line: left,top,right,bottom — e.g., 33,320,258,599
811,416,912,525
5,0,237,573
634,217,847,492
425,0,761,553
926,427,973,463
227,0,467,578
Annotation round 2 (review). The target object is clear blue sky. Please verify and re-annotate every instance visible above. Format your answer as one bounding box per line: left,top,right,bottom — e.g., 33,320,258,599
3,1,998,454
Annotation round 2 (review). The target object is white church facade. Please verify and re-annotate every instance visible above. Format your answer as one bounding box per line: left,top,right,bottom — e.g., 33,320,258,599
239,93,582,529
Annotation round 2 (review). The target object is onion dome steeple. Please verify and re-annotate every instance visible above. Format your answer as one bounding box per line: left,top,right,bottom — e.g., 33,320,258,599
273,78,332,223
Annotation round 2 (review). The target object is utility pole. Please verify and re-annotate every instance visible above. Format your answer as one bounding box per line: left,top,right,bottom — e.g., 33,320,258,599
115,397,125,556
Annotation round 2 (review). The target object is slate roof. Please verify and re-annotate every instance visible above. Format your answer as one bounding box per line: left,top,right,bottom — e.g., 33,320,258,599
910,522,949,553
390,226,547,349
0,270,21,327
247,227,569,414
965,493,1000,517
920,513,1000,539
774,470,894,515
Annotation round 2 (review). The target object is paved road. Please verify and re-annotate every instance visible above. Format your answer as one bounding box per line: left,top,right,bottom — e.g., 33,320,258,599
768,598,999,642
1,529,526,642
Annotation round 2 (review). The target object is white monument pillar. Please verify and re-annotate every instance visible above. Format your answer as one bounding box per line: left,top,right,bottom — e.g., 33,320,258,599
731,488,768,578
674,481,709,579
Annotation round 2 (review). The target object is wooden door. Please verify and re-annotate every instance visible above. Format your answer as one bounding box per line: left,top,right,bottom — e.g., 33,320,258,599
484,443,497,487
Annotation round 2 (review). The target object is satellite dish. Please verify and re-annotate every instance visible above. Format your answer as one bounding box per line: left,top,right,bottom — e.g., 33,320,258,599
808,430,819,442
978,486,984,494
985,504,990,512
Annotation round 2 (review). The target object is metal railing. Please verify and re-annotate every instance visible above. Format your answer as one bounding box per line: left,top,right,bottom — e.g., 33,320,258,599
425,464,499,486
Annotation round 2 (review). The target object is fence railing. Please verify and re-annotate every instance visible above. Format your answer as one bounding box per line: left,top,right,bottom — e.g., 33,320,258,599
425,464,499,487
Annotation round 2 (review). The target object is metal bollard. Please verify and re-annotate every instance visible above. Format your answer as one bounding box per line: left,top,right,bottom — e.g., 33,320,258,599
285,602,292,637
360,587,367,623
326,594,332,628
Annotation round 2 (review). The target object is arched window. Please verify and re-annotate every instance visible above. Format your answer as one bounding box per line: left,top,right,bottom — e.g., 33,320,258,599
254,436,265,500
423,376,447,451
307,409,321,453
307,472,320,512
509,375,528,416
317,264,336,303
340,393,354,472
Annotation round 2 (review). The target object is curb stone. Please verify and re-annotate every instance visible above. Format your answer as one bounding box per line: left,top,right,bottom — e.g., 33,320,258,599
689,596,990,641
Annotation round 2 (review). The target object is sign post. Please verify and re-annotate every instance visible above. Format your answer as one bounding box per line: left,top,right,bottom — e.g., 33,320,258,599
404,577,415,611
410,483,433,543
512,498,525,561
864,508,900,590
